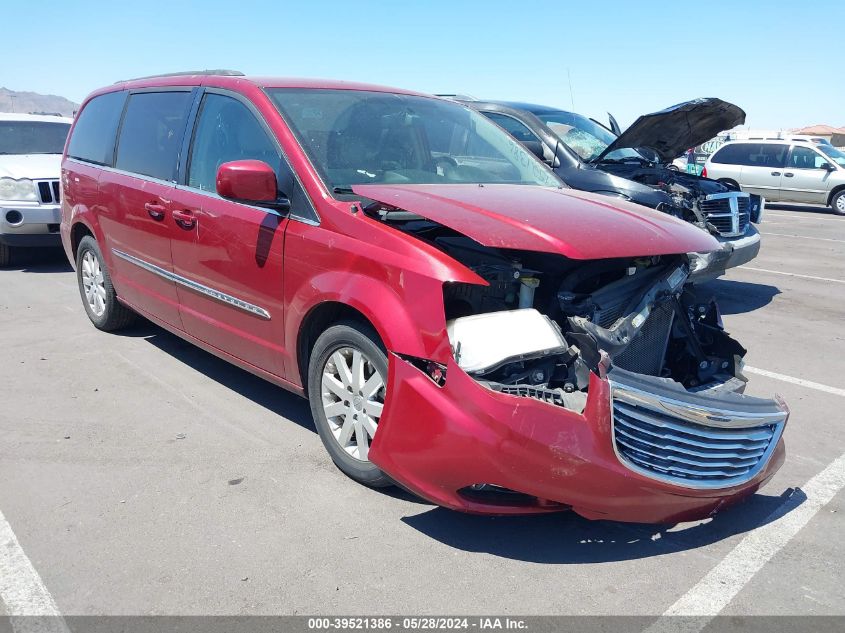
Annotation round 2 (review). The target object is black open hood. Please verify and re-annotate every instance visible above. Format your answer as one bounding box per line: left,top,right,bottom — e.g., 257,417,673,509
593,98,746,164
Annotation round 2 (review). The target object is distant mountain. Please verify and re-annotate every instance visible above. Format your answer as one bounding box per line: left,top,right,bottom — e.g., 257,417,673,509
0,87,78,117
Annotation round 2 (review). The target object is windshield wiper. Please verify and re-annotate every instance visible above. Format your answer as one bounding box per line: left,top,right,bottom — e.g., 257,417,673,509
332,186,356,195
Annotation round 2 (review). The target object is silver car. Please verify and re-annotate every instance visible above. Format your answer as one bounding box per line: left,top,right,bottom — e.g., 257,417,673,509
704,139,845,215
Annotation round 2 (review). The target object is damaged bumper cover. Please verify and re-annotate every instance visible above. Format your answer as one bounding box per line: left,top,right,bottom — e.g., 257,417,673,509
689,225,761,283
369,357,787,523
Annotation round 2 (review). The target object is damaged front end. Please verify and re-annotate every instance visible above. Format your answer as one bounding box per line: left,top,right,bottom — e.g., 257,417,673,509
360,188,787,520
437,240,788,491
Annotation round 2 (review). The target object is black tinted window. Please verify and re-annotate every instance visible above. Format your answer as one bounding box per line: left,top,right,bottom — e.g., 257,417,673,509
710,143,748,164
188,94,279,192
711,143,788,168
67,91,126,165
115,91,192,181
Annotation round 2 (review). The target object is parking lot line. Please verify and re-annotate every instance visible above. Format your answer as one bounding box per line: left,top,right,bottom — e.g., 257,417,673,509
766,212,844,223
653,451,845,625
745,366,845,398
0,509,69,632
760,232,845,244
740,266,845,285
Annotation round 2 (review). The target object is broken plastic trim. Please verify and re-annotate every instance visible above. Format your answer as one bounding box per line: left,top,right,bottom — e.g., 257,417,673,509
396,353,447,387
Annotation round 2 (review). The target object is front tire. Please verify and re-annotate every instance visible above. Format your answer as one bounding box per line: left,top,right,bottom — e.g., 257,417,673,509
75,235,135,331
0,242,11,267
831,190,845,216
307,321,392,487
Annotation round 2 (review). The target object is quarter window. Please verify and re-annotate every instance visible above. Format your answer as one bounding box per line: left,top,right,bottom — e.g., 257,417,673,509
789,145,826,170
67,91,127,165
115,91,192,181
187,93,279,192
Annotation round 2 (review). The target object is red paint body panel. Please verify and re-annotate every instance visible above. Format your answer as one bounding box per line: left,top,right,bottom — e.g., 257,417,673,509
216,160,278,203
353,183,720,259
97,171,183,328
59,75,786,523
168,185,291,377
370,358,784,523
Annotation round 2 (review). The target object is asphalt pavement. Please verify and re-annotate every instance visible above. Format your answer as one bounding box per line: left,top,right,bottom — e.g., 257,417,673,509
0,203,843,618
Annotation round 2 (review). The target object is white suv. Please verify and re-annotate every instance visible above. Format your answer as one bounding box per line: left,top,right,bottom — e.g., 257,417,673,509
0,113,73,266
704,139,845,215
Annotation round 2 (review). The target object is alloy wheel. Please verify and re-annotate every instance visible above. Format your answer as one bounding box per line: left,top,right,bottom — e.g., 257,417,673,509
321,346,385,462
81,250,106,317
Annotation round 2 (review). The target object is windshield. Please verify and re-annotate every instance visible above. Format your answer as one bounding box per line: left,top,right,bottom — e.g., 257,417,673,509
267,89,560,193
820,145,845,167
536,111,620,162
0,121,71,155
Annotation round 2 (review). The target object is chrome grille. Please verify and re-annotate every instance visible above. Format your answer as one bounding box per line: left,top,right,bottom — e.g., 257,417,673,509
611,382,786,488
35,179,61,204
700,193,750,237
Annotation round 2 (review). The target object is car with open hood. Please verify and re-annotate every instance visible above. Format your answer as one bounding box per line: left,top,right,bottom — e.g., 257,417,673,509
60,74,788,523
0,113,73,266
459,98,764,282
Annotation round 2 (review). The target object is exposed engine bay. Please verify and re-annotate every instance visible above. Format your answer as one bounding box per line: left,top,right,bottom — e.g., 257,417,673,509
367,204,748,412
597,161,762,237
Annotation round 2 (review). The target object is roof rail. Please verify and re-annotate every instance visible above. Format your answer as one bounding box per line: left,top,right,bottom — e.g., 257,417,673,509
116,69,244,83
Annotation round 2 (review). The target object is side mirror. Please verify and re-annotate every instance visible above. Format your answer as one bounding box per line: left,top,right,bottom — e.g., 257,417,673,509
820,162,836,171
216,160,290,212
520,140,547,162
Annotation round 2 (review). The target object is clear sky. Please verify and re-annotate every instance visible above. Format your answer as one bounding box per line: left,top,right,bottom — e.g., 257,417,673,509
5,0,842,129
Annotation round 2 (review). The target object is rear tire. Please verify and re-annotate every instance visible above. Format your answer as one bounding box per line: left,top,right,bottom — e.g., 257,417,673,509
718,178,741,191
0,243,11,267
307,320,392,488
75,235,136,331
831,190,845,216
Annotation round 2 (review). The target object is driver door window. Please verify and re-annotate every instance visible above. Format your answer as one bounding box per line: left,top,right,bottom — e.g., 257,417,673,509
788,146,826,170
781,145,830,203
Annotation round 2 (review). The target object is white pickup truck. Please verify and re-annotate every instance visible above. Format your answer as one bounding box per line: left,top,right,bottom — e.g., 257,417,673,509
0,113,73,266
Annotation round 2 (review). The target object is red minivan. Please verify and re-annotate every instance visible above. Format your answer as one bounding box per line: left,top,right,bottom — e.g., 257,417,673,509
60,71,788,522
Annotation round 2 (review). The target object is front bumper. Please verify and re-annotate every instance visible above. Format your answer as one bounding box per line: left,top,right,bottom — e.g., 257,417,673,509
370,356,787,523
0,203,62,248
689,225,761,283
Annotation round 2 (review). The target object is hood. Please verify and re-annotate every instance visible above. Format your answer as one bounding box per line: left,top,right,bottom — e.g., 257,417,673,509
352,183,718,260
594,98,745,164
0,154,63,179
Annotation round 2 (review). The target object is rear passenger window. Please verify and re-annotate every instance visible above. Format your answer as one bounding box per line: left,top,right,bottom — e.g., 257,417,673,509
712,143,788,168
115,91,192,181
755,144,789,168
67,91,126,165
187,93,279,192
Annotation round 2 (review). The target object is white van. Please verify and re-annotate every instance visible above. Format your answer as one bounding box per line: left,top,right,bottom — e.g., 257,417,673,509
704,140,845,215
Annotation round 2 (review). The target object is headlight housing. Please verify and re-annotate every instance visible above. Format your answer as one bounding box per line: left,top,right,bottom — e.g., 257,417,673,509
688,251,715,274
0,178,38,202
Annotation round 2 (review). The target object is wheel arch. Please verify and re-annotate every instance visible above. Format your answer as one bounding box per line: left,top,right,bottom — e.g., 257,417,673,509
70,220,95,255
828,184,845,206
289,271,453,391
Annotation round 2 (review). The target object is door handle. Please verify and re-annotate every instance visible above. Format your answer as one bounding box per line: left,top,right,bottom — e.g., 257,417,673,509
172,209,197,229
784,172,794,178
144,202,166,220
770,171,781,176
